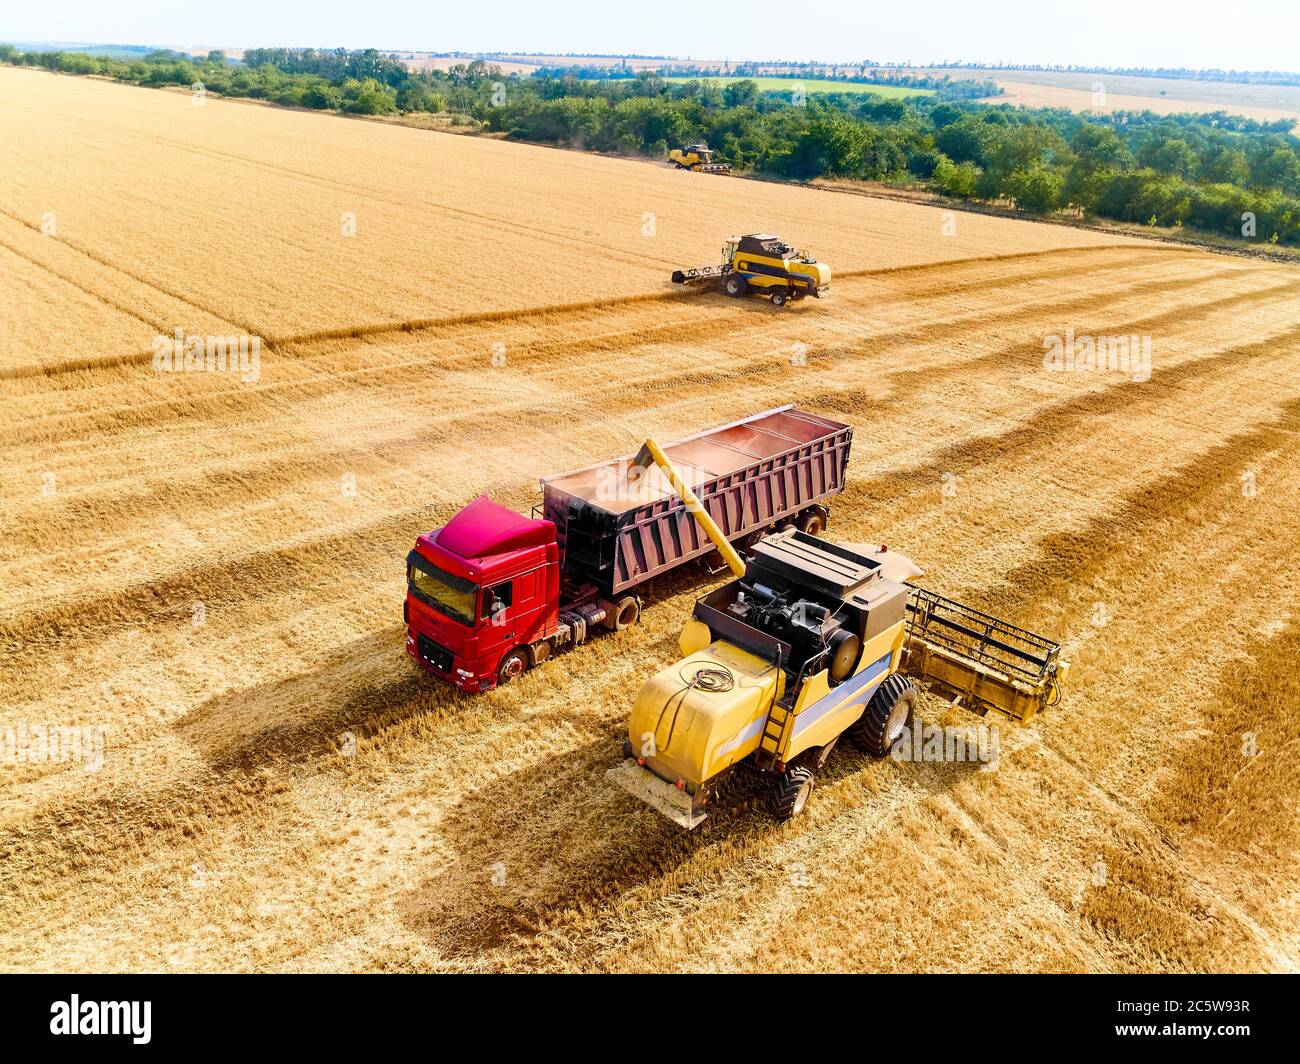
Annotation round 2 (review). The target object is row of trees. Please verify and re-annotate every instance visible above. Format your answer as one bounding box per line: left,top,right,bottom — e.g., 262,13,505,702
929,61,1300,88
482,86,1300,242
543,63,1002,100
5,44,1298,243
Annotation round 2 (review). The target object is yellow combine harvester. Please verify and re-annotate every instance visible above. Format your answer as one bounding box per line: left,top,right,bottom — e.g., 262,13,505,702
608,440,1068,828
667,143,732,174
672,234,830,307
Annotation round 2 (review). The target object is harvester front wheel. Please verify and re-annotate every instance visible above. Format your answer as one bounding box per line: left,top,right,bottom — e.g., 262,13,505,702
769,765,815,821
850,674,916,758
497,647,530,686
724,274,748,298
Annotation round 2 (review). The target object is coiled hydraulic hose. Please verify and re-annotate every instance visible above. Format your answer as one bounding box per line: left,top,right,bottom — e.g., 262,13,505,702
652,664,735,754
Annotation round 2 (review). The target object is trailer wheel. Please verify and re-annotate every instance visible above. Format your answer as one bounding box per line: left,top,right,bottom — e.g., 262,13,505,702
724,274,748,298
849,674,916,758
769,765,815,821
497,647,530,686
796,507,826,536
611,595,641,631
771,289,789,308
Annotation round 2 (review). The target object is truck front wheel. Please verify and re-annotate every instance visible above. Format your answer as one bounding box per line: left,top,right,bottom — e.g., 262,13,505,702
497,647,530,686
769,765,815,821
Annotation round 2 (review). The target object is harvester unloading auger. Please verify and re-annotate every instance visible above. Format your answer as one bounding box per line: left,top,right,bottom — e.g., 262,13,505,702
608,440,1069,828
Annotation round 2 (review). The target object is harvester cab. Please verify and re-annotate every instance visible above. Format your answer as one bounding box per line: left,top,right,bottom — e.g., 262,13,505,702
609,529,1068,829
672,234,831,307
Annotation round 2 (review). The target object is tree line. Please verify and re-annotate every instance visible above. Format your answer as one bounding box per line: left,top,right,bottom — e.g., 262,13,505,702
4,44,1297,244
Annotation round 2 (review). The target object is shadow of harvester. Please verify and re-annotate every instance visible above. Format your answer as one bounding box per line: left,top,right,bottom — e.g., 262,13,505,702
397,706,984,968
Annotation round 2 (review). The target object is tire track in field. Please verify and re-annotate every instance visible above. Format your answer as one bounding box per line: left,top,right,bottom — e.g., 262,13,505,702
0,205,264,338
0,231,170,336
19,109,679,274
3,264,1288,567
0,243,1175,384
0,252,1255,448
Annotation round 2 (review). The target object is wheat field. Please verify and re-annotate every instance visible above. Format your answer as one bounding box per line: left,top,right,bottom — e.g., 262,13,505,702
1,65,1297,973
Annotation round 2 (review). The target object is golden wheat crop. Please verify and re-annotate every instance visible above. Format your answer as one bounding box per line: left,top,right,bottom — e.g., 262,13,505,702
1,65,1297,973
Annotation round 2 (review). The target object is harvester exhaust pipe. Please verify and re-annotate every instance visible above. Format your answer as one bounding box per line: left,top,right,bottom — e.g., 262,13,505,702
628,438,747,579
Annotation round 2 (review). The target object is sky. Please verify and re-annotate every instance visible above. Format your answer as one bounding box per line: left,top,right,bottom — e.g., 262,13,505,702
6,0,1299,72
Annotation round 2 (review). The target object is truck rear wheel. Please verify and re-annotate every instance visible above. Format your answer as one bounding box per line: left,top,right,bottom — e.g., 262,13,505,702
769,765,815,821
796,507,827,536
724,274,748,298
497,647,530,686
849,674,916,757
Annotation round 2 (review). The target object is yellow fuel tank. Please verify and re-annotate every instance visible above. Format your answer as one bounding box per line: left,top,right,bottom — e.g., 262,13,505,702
629,641,783,789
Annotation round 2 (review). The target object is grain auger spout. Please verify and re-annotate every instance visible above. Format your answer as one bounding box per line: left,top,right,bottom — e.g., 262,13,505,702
627,437,747,580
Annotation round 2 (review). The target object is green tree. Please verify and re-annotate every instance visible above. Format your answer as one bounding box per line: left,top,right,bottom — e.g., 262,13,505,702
1143,137,1199,179
1251,146,1300,192
935,116,995,165
339,77,398,115
1070,122,1133,173
722,79,759,108
932,156,980,198
1005,164,1063,213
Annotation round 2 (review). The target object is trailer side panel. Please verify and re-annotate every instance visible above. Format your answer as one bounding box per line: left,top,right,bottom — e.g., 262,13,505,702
542,407,853,597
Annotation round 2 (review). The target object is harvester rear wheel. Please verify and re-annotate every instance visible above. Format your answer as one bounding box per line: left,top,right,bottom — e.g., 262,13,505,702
497,647,530,686
769,765,815,821
849,674,916,758
724,274,748,298
771,289,789,307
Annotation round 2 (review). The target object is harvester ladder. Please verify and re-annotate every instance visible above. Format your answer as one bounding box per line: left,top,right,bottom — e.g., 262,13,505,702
757,702,793,768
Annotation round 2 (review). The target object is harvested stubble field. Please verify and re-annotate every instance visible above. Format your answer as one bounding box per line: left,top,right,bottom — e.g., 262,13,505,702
1,65,1298,973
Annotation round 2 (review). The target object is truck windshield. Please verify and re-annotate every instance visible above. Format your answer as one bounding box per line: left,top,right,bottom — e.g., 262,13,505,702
406,552,477,626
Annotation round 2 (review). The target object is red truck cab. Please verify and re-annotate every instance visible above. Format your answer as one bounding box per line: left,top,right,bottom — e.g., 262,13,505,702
405,495,560,692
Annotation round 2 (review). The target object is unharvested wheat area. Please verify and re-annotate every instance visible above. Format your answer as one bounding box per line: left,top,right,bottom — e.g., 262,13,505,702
1,64,1297,973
